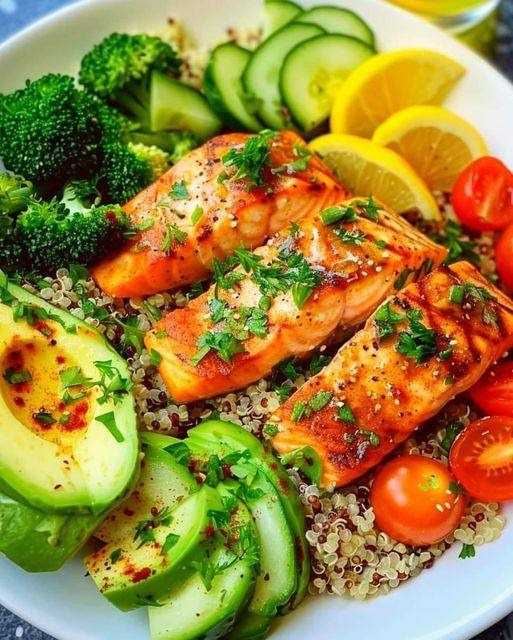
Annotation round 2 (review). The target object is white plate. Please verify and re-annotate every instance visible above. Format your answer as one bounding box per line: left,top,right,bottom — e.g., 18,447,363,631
1,1,513,639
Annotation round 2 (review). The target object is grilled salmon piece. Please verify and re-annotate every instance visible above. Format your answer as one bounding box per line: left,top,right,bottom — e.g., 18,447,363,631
92,130,346,298
145,198,446,403
271,261,513,488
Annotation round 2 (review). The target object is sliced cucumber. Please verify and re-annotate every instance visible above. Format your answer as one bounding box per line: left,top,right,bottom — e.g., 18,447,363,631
204,43,262,132
189,420,309,610
150,71,221,140
296,5,376,46
243,22,324,129
149,489,257,640
228,612,272,640
280,33,375,134
264,0,303,36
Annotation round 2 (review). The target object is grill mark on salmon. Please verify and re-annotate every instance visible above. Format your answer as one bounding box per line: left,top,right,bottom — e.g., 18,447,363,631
91,131,346,298
271,261,513,487
145,198,447,403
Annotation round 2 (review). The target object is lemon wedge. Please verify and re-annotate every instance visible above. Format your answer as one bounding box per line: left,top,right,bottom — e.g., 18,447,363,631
372,105,488,192
330,48,465,138
310,132,440,220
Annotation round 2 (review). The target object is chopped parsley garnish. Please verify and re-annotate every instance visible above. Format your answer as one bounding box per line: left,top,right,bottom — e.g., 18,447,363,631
116,315,145,353
357,196,380,221
142,301,162,323
208,509,230,529
337,404,356,424
161,533,180,555
291,391,333,422
396,309,437,364
358,429,380,446
96,412,124,443
12,301,76,334
212,257,245,293
309,353,331,376
279,358,300,381
205,454,223,487
164,441,190,466
161,223,187,253
62,389,87,405
281,445,322,485
449,282,497,326
334,228,366,245
374,239,388,250
274,381,294,403
272,143,311,175
192,551,239,592
263,422,279,437
431,220,480,266
169,180,189,200
109,548,122,564
33,410,56,426
3,368,32,384
191,205,204,225
149,349,162,367
320,204,358,226
459,543,476,559
93,360,132,405
133,507,173,549
374,302,404,341
60,366,92,389
440,421,465,452
192,329,245,365
448,481,464,495
222,129,276,187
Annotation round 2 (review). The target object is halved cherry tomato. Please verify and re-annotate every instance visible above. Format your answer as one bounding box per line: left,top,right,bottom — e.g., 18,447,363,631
495,222,513,291
468,360,513,417
452,156,513,232
370,455,466,546
450,416,513,502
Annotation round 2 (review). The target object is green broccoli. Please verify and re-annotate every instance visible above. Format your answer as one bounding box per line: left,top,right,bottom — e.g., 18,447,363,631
78,33,181,129
0,75,102,191
16,182,132,275
129,130,199,164
0,173,35,215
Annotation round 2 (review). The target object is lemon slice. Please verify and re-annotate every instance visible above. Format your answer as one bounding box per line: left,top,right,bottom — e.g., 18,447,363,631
372,105,488,192
330,48,465,138
310,132,440,220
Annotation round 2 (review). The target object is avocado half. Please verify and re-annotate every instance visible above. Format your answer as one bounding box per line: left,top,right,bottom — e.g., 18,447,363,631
0,276,139,515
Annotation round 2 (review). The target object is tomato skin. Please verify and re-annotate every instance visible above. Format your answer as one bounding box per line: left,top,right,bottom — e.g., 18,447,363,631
449,416,513,502
451,156,513,232
495,223,513,291
370,455,466,546
468,360,513,417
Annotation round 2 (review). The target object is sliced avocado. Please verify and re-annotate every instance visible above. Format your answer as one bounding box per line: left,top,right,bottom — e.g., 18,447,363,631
86,445,217,611
0,491,101,572
0,278,139,514
95,442,197,544
188,420,310,609
227,613,272,640
149,483,259,640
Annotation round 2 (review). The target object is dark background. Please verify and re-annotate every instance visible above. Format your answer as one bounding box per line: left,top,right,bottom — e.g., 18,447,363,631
0,0,512,638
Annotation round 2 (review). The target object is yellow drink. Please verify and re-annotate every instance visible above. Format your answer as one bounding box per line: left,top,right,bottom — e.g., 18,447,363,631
388,0,499,33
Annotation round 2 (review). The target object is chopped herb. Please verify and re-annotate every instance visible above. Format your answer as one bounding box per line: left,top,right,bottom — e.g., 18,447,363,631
33,410,56,426
117,316,145,354
192,329,245,365
281,445,322,485
109,548,122,564
222,129,276,187
279,359,300,381
449,481,464,495
289,221,300,237
334,228,366,245
396,309,437,364
191,205,204,224
60,366,92,389
94,360,132,405
272,144,311,174
68,264,89,284
431,220,480,266
208,509,230,529
374,239,388,250
212,257,245,293
149,349,162,367
96,412,124,443
162,533,180,555
419,473,440,491
337,404,356,424
440,421,464,452
357,196,380,221
192,550,239,592
205,454,223,487
374,302,404,341
275,381,294,403
142,301,162,323
263,422,279,437
217,170,228,184
135,596,164,607
161,223,187,253
62,389,87,405
438,346,454,361
449,282,496,326
164,441,190,466
291,391,332,421
394,267,414,290
133,507,172,549
320,205,357,226
459,543,476,559
3,368,32,384
309,353,331,376
154,329,168,339
291,401,309,422
358,429,380,446
444,375,455,386
169,180,189,200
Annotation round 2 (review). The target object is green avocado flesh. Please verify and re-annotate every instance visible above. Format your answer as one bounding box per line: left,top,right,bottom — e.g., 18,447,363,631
0,491,101,572
86,444,218,611
0,279,139,515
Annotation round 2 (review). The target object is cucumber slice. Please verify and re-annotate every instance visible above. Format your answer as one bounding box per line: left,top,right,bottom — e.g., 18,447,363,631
296,5,376,46
264,0,303,36
149,488,258,640
280,33,375,134
204,43,262,132
188,421,309,610
150,71,221,140
228,612,272,640
243,22,324,129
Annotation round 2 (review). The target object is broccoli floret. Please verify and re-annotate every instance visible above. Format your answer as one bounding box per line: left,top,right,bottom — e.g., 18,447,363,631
0,75,102,191
129,142,169,178
16,184,131,274
0,173,35,216
79,33,181,129
129,130,199,164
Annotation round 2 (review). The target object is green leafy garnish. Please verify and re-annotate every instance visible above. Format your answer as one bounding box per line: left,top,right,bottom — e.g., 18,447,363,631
109,548,122,564
169,180,189,200
133,507,173,549
60,366,92,389
394,268,414,290
459,543,476,559
33,410,56,426
273,143,311,175
263,422,279,437
3,368,32,384
337,404,356,424
164,441,190,466
334,228,366,245
149,349,162,367
161,533,180,555
161,223,187,253
281,445,322,485
440,421,465,452
374,302,404,341
191,205,204,225
320,205,357,226
291,391,333,422
222,129,276,187
431,220,480,266
396,309,437,364
96,412,124,443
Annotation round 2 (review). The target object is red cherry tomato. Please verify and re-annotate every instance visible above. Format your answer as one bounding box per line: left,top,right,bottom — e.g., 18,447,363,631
449,416,513,502
495,222,513,291
468,360,513,417
452,156,513,232
370,455,467,546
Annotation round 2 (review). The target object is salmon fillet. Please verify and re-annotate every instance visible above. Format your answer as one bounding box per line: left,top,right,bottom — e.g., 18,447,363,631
145,198,446,403
92,130,346,298
271,261,513,488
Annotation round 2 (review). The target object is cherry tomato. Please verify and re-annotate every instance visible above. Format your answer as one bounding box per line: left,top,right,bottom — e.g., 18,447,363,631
370,455,466,546
495,222,513,291
468,360,513,417
452,156,513,232
449,416,513,502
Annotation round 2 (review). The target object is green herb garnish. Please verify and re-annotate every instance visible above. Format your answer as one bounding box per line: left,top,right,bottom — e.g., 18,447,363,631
396,309,437,364
169,180,189,200
222,130,276,187
96,412,124,442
